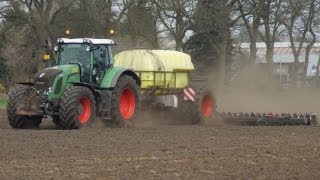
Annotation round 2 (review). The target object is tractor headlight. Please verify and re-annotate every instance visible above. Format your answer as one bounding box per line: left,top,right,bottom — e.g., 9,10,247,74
57,38,64,43
36,87,52,98
83,39,92,44
43,87,52,96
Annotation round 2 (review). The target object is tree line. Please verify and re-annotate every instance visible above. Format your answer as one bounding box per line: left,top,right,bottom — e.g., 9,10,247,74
235,0,320,87
0,0,319,92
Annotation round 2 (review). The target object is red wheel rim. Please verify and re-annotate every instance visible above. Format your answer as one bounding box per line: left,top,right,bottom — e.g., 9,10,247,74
78,96,91,124
201,94,214,118
120,88,136,120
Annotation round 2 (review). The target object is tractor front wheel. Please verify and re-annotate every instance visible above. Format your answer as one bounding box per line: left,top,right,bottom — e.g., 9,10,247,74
7,85,42,129
110,75,140,128
58,86,96,129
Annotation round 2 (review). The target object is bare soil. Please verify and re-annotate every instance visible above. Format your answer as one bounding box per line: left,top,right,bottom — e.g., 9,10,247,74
0,109,320,179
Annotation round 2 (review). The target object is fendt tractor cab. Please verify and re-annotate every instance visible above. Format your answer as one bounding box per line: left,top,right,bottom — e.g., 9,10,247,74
7,37,141,129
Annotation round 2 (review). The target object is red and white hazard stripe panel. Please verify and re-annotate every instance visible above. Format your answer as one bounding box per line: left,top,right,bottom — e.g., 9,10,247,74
183,87,195,101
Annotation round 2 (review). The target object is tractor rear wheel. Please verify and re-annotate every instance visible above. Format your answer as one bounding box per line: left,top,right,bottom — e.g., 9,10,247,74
179,87,215,124
58,86,96,129
110,75,140,128
52,115,64,129
7,85,42,129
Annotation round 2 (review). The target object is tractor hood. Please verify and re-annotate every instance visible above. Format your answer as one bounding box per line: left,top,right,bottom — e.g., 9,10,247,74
34,68,63,91
48,64,80,76
33,64,80,93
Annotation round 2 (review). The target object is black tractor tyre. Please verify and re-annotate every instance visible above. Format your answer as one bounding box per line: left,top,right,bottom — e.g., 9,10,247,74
178,87,216,124
52,115,64,129
58,86,96,129
110,75,140,128
7,85,42,129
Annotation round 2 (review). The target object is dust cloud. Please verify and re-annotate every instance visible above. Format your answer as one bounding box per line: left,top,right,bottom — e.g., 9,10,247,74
217,65,320,114
135,107,189,128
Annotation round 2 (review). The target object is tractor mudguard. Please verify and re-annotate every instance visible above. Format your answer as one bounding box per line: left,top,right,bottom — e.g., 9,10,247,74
69,81,108,100
69,82,113,116
100,66,141,88
70,82,97,93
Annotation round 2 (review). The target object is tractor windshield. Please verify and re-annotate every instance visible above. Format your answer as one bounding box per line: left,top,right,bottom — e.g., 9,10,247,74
58,44,90,67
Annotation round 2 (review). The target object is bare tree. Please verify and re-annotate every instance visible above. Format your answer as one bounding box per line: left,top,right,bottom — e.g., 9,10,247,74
152,0,196,51
112,0,135,25
120,0,159,48
191,0,236,95
283,0,316,83
0,1,78,76
6,0,77,45
303,0,319,82
237,0,263,66
65,0,114,37
258,0,284,82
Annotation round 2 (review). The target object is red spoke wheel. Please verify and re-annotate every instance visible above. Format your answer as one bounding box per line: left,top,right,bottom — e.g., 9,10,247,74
178,87,216,124
201,94,214,118
57,86,96,129
78,96,92,124
120,88,136,120
110,75,140,128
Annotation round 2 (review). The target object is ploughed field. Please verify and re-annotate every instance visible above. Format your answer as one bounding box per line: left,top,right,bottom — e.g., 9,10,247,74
0,110,320,179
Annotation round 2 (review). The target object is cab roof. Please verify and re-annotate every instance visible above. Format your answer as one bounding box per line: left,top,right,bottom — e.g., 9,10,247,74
57,38,115,45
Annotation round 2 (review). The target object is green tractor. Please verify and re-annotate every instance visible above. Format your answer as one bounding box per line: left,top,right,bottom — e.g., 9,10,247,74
7,38,216,129
7,38,140,129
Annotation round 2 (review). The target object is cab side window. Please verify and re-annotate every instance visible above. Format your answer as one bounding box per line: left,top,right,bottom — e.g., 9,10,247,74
93,46,108,69
92,46,109,84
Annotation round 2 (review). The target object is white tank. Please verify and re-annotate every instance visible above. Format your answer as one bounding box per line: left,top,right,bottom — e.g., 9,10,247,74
114,50,194,89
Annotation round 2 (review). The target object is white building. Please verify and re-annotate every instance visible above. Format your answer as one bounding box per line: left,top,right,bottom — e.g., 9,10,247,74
239,42,320,78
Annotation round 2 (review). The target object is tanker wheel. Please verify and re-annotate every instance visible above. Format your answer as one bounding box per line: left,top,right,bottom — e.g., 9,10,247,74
58,86,96,129
7,85,42,129
110,75,140,128
179,87,215,124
